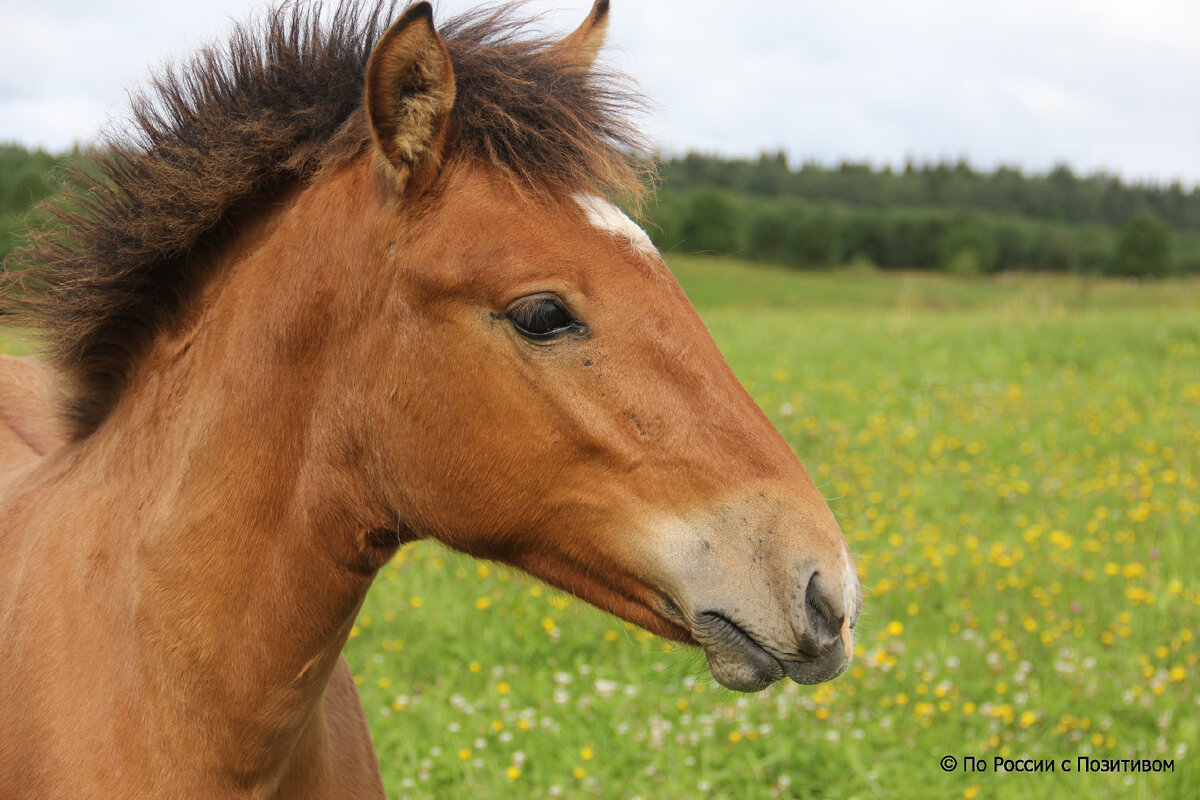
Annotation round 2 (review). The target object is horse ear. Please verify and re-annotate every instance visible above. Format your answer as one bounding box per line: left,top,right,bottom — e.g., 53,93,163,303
553,0,610,69
365,2,456,187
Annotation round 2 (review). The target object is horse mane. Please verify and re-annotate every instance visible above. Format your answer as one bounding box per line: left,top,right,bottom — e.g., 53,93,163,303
3,0,651,437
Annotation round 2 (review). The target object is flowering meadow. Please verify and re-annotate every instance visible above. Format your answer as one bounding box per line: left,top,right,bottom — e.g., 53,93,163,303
346,259,1198,799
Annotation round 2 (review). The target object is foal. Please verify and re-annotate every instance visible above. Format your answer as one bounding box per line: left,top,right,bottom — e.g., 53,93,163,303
0,2,859,797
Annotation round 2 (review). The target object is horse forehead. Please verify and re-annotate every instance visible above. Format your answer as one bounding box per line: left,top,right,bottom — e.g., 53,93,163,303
573,193,657,257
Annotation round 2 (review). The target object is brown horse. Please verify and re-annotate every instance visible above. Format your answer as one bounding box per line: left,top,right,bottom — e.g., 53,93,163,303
0,2,859,797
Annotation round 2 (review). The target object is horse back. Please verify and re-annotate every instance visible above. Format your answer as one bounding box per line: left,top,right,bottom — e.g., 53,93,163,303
0,355,67,482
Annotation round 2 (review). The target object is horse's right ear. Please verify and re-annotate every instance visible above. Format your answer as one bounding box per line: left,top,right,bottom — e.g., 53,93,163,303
365,3,456,190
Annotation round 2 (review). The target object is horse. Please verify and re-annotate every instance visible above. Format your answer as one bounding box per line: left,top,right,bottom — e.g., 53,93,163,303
0,2,860,797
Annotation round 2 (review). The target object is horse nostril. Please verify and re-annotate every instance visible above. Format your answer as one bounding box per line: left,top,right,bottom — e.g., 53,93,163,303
803,571,843,644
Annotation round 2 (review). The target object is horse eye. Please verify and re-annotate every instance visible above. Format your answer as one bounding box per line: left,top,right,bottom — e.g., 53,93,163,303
507,296,578,339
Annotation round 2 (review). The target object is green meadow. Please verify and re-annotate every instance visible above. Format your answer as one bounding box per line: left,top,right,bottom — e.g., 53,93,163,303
4,259,1197,799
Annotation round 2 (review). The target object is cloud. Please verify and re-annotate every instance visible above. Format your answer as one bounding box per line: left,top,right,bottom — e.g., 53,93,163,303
3,0,1197,186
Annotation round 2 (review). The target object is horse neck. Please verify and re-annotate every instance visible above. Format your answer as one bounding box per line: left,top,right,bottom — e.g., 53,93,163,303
50,158,393,778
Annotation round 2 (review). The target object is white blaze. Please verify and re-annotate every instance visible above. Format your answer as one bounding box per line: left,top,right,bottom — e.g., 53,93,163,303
574,193,657,255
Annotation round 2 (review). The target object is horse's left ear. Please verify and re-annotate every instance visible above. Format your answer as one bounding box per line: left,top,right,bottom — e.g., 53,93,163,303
552,0,610,69
365,2,456,189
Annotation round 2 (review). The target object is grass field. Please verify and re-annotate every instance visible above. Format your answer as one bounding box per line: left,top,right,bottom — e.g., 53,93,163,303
5,259,1197,798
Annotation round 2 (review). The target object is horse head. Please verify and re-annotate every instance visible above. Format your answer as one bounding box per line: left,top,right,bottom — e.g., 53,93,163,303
346,1,861,691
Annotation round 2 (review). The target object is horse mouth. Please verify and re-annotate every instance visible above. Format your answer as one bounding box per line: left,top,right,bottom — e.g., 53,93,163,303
584,587,851,693
507,552,850,692
674,609,851,693
651,595,696,642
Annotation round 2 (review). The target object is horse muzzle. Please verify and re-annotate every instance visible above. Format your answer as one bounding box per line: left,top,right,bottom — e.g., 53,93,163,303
639,500,861,692
656,562,858,692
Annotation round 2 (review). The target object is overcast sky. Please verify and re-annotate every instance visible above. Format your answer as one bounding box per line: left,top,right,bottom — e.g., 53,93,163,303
2,0,1198,186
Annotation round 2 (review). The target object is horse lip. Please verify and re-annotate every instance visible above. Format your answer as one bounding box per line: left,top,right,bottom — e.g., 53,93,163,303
782,651,851,685
645,599,851,688
689,612,849,691
690,612,784,692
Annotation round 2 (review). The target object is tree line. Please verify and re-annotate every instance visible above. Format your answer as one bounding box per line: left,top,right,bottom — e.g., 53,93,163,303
1,143,1196,276
646,187,1193,276
646,153,1197,276
663,152,1200,232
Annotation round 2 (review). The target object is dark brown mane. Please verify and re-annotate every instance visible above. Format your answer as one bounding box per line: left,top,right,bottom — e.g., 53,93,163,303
3,0,651,436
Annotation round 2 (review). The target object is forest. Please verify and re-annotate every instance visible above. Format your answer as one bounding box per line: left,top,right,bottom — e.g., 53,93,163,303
2,143,1197,276
647,152,1198,276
